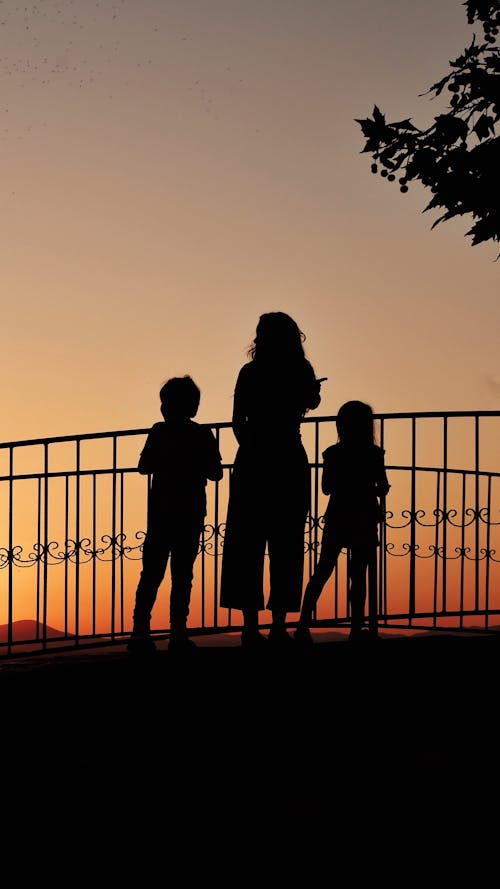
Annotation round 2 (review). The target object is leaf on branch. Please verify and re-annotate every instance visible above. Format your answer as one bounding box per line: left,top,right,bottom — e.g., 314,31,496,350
430,209,460,229
466,215,499,246
372,105,386,124
433,114,470,142
465,217,499,246
473,114,496,139
355,105,393,149
359,137,382,154
450,37,481,69
354,116,377,138
355,3,500,255
389,118,420,131
423,193,450,213
465,1,480,26
484,53,500,73
422,74,451,97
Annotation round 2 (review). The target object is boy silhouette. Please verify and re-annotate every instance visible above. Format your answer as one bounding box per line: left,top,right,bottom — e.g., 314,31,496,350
128,375,223,654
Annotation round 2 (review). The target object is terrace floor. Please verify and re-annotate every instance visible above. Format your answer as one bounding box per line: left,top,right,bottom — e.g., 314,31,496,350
3,630,497,752
3,628,496,848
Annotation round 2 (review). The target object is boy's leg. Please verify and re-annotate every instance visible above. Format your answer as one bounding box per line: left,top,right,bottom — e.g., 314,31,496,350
131,524,170,639
169,522,201,639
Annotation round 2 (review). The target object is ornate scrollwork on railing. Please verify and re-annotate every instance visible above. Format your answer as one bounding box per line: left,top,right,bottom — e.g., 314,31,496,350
384,506,500,532
386,508,440,530
382,503,500,562
0,545,38,569
304,514,326,554
90,533,131,562
199,522,222,556
0,527,226,569
218,521,226,550
0,533,146,568
444,508,480,528
123,531,147,560
31,540,79,564
385,542,430,558
478,507,500,526
1,503,499,570
480,546,500,563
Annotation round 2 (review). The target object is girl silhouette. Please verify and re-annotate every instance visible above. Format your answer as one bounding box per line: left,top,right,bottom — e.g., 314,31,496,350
294,400,390,644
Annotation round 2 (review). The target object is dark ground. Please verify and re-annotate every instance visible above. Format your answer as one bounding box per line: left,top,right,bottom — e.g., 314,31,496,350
3,631,497,866
3,630,497,769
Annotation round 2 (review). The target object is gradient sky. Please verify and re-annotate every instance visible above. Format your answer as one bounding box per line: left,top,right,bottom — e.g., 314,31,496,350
2,0,499,444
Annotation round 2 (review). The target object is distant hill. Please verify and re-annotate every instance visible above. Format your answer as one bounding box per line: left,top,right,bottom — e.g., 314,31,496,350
0,620,69,643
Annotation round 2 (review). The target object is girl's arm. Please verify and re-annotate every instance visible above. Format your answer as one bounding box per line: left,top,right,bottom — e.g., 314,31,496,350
375,449,391,497
321,448,336,495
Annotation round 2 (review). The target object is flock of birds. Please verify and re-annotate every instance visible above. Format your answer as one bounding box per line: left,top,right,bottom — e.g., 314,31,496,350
0,0,246,147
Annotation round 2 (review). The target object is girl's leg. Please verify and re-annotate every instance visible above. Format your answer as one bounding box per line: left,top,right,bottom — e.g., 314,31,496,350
298,534,343,628
348,547,371,636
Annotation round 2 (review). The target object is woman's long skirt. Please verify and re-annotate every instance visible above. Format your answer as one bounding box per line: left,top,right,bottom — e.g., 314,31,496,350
220,443,311,614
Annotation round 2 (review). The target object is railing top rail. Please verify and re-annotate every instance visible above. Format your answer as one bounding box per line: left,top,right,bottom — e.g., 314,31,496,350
0,423,235,450
1,463,500,484
302,410,500,422
1,410,500,450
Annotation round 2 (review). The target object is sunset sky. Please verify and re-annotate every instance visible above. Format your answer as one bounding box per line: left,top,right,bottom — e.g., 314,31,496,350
2,0,499,446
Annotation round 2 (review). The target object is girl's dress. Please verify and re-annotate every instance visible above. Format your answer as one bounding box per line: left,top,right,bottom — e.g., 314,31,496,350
321,441,390,549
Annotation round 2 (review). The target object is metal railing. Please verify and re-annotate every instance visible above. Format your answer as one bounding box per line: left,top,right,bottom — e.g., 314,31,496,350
1,411,499,657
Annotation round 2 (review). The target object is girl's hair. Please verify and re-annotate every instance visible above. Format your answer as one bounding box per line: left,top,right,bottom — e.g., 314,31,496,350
336,400,376,446
247,312,306,362
160,375,200,418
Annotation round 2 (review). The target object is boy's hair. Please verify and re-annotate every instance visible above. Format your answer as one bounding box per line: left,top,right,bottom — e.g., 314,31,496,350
160,376,201,419
336,400,375,445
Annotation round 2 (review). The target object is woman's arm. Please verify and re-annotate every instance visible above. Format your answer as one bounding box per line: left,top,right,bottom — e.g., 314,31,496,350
303,362,324,413
231,367,249,445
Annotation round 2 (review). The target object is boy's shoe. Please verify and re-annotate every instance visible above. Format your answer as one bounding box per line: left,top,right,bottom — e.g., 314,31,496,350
348,627,372,643
127,635,157,655
267,625,294,647
168,632,197,653
293,625,314,646
241,629,268,649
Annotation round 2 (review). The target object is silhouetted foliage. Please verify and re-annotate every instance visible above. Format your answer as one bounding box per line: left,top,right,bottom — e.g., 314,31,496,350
356,1,500,258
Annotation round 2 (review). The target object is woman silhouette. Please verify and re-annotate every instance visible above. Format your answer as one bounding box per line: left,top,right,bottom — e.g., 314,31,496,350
220,312,323,648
